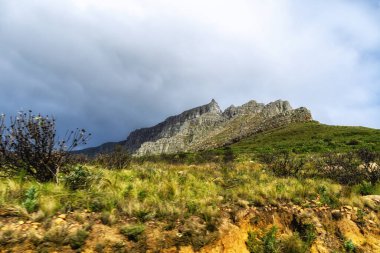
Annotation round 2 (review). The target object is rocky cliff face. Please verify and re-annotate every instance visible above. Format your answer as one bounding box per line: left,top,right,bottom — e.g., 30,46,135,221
132,99,311,156
81,99,313,156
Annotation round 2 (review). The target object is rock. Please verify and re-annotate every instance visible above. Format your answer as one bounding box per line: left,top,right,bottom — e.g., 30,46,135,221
54,218,65,224
58,214,67,219
331,210,343,220
368,220,376,225
344,205,353,210
79,99,313,156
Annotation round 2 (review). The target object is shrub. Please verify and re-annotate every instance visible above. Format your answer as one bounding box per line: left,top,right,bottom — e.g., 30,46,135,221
318,149,380,185
101,211,117,225
69,229,89,250
0,111,90,182
95,145,131,170
64,165,96,190
23,186,39,213
344,239,356,252
318,152,362,185
263,226,280,253
266,152,306,178
222,147,235,164
44,225,69,245
358,181,374,195
280,233,306,253
120,224,145,242
246,231,263,253
357,149,380,184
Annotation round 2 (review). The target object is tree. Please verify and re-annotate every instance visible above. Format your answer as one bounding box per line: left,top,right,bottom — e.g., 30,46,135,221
0,111,90,182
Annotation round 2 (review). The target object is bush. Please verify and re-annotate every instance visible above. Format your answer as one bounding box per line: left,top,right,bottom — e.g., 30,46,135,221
95,145,131,170
263,226,280,253
344,239,356,252
246,231,263,253
246,227,281,253
318,149,380,185
0,111,90,182
64,165,96,190
120,224,145,242
69,229,89,250
358,181,374,195
280,233,306,253
222,147,235,164
23,186,39,213
265,152,306,178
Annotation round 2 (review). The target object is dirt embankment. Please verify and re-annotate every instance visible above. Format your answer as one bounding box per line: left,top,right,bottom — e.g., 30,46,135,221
1,196,379,252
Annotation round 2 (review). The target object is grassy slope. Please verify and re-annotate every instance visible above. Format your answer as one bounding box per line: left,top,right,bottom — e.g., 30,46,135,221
229,121,380,155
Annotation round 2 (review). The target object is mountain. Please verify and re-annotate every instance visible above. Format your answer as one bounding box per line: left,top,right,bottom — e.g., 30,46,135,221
80,99,313,156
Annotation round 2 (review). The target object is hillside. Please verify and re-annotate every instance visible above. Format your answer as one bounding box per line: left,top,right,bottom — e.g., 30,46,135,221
228,121,380,156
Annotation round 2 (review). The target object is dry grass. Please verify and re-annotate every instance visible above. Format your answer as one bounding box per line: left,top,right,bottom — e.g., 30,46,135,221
0,161,374,222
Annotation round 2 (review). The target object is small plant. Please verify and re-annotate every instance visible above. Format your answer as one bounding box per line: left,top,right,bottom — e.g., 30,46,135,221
69,229,89,250
302,223,316,246
138,189,148,201
44,225,69,245
344,239,356,252
280,233,306,253
262,226,280,253
355,209,366,227
358,181,374,195
64,165,96,190
101,211,117,226
0,229,15,246
222,147,235,164
120,224,145,241
317,185,339,207
95,243,105,253
120,224,145,242
246,231,263,253
23,186,38,213
89,198,106,212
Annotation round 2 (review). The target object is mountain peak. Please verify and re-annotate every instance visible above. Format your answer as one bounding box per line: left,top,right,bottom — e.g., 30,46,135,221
205,99,221,114
79,98,312,156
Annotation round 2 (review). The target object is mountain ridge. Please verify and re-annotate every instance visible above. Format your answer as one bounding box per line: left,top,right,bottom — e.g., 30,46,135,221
80,99,313,156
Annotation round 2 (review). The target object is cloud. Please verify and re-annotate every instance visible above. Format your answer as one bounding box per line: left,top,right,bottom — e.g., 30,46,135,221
0,0,379,147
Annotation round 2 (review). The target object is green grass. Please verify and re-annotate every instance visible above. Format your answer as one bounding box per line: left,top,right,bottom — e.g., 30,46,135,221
0,162,371,221
228,121,380,156
137,121,380,164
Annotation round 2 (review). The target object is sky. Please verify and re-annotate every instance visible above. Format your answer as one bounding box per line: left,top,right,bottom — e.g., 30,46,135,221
0,0,380,147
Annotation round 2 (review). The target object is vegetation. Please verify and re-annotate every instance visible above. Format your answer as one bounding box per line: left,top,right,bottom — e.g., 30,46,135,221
246,227,309,253
344,239,356,253
0,111,90,182
120,224,145,242
229,121,380,155
0,117,380,251
94,145,132,170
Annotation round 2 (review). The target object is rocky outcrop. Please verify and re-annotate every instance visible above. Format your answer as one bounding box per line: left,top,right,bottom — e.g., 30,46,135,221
133,99,312,156
126,99,225,154
80,99,313,156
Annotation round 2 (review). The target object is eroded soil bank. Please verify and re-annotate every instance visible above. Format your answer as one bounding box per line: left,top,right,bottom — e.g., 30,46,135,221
1,196,379,252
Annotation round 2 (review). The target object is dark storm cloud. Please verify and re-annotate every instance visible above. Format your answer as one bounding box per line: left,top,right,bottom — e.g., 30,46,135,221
0,0,380,147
